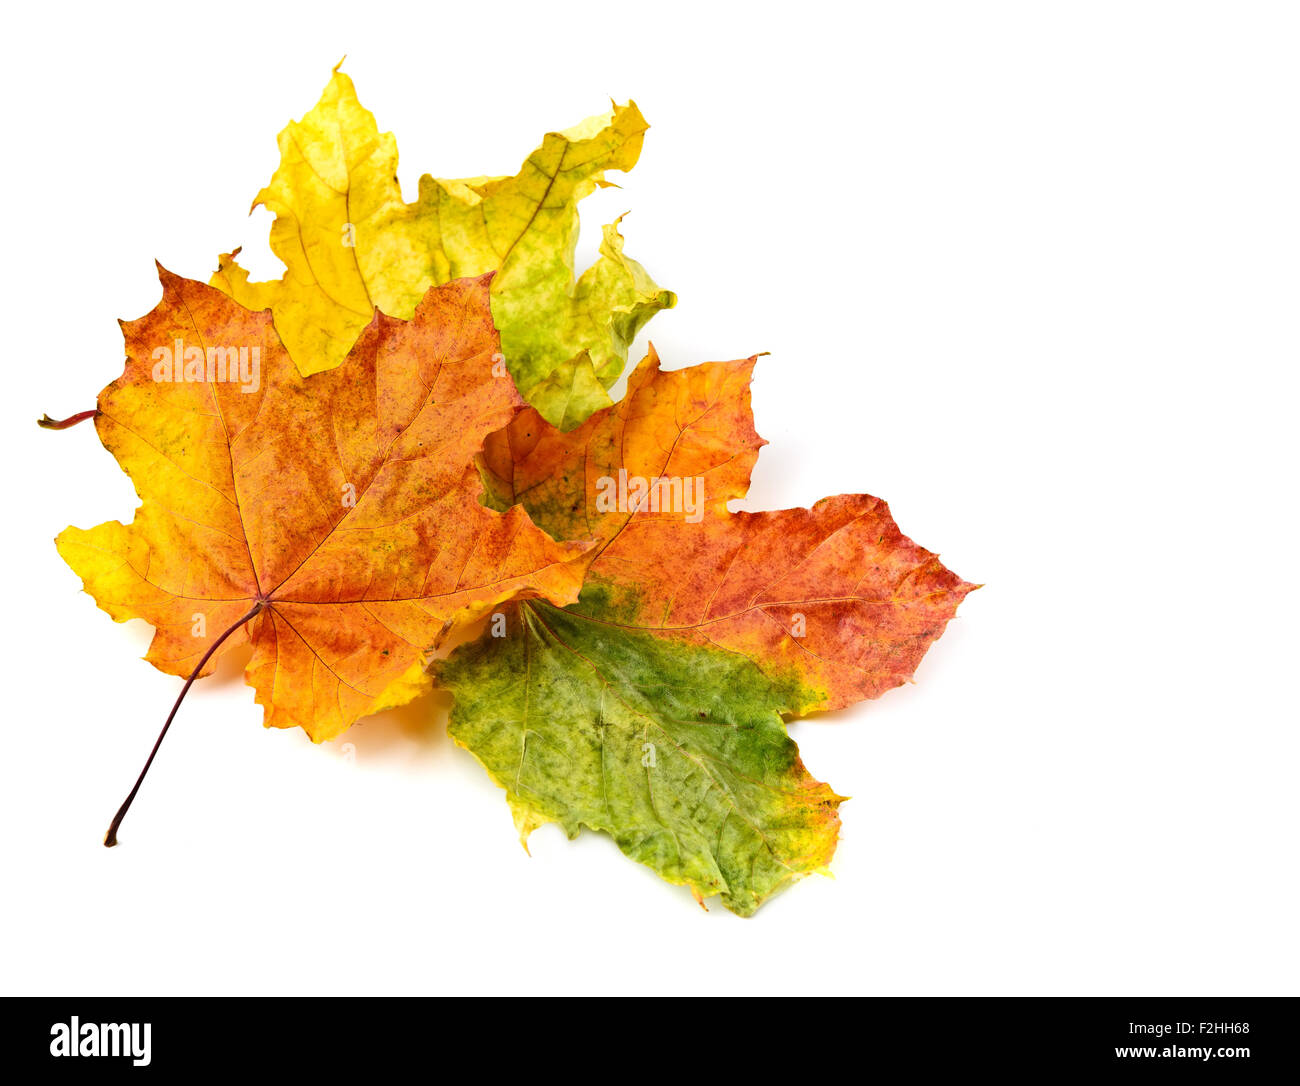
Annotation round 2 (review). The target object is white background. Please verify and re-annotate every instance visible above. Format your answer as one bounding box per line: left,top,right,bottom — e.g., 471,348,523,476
3,1,1296,996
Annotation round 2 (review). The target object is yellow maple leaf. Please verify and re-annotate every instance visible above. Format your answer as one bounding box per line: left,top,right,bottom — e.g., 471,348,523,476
212,65,674,428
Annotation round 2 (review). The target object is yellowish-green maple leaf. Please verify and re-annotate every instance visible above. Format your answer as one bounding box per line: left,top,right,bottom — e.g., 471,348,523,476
212,65,674,428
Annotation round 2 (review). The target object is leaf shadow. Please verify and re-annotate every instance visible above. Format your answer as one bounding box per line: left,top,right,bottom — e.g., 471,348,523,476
337,688,454,760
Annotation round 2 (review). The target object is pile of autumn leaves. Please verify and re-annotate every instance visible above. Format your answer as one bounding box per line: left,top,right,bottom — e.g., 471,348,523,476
54,68,974,915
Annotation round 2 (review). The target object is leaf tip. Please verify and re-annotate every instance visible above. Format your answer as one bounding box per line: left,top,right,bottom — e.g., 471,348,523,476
153,260,182,291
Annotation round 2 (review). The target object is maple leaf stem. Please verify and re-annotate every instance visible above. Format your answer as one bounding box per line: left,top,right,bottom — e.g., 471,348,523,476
38,409,100,430
104,601,265,848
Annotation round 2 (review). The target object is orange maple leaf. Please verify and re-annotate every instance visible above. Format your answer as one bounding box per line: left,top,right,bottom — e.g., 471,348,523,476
480,347,976,714
57,268,588,758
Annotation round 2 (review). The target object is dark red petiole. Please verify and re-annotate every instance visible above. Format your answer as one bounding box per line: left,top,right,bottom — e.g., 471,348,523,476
104,602,265,847
38,409,100,430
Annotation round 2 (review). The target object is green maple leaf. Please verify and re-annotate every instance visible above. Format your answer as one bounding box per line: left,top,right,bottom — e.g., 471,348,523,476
439,598,843,917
